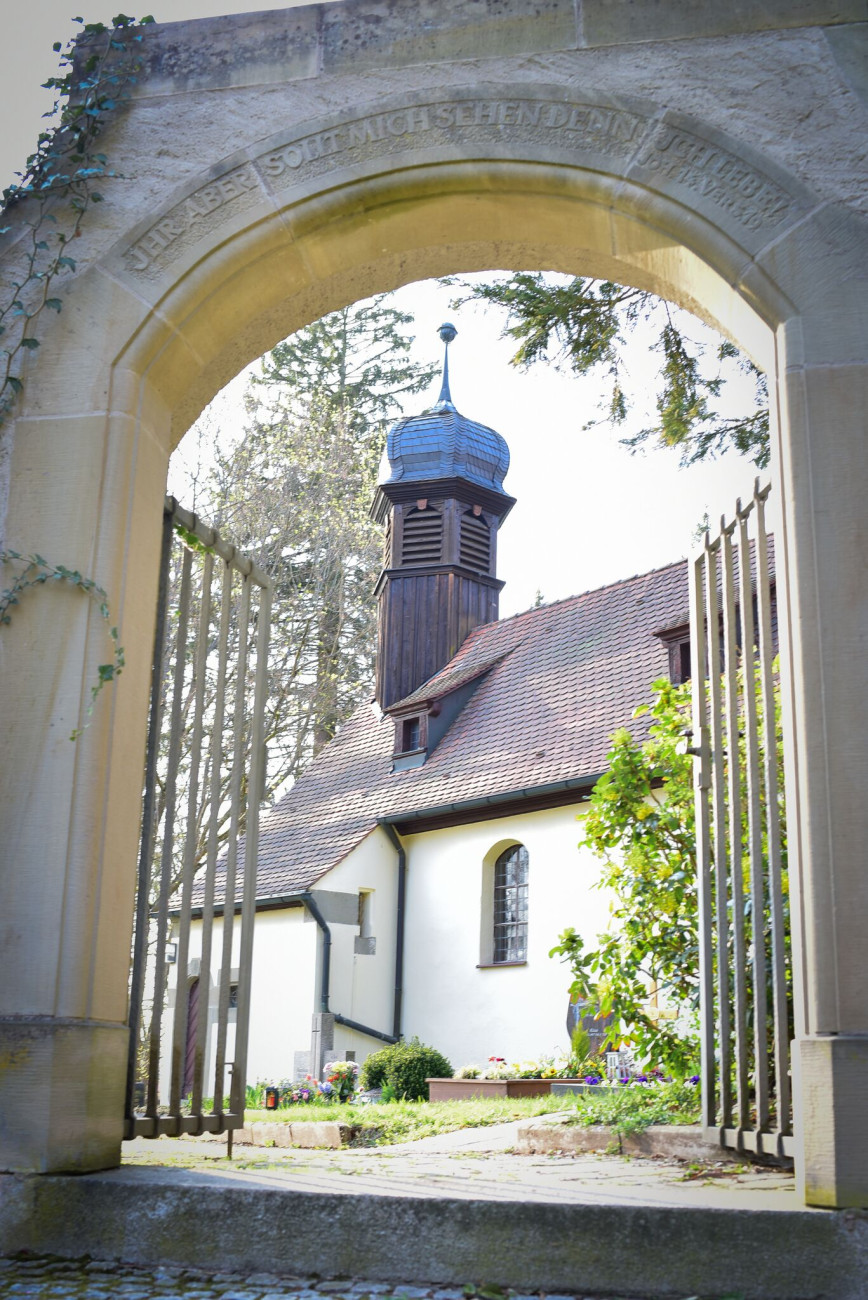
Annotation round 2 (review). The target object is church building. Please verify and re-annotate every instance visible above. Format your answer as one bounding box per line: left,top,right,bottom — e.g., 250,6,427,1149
184,325,691,1085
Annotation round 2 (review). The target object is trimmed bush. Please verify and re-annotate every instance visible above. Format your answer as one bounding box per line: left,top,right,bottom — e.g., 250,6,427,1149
359,1043,397,1090
386,1038,453,1101
360,1037,452,1101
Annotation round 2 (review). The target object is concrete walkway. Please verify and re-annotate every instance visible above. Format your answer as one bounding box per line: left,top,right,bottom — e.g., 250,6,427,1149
119,1126,796,1211
2,1126,866,1300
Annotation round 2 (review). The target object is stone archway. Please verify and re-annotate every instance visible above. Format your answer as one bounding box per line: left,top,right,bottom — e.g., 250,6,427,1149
0,2,865,1208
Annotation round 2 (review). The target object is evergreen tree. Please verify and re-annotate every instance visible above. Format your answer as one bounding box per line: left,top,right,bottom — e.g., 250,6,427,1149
447,272,769,468
200,294,437,784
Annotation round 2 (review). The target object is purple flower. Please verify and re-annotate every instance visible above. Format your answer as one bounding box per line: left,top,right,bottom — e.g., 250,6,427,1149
688,1074,700,1085
634,1074,648,1083
584,1075,602,1085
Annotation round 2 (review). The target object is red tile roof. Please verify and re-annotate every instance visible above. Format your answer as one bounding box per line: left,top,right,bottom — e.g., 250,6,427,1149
389,649,512,711
243,559,689,900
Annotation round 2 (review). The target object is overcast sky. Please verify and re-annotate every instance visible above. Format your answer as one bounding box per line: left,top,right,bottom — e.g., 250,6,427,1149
4,3,768,616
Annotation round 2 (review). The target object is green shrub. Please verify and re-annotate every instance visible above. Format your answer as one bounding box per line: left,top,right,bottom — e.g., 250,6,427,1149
387,1038,452,1101
359,1037,452,1101
360,1043,398,1090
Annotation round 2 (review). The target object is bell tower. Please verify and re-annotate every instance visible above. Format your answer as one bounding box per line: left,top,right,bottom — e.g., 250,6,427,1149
371,324,515,711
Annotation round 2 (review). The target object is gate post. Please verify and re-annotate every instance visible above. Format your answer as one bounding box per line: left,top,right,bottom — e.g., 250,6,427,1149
775,333,868,1209
0,406,169,1172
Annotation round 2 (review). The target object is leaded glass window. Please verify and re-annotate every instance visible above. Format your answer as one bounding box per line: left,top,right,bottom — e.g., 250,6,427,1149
493,844,528,963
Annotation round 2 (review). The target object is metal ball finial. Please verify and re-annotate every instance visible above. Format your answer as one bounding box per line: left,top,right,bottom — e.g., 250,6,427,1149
434,322,458,409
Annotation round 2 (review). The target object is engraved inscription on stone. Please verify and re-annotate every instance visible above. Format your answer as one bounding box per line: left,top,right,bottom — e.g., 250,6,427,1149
122,98,797,272
635,125,795,232
257,100,644,185
124,164,261,272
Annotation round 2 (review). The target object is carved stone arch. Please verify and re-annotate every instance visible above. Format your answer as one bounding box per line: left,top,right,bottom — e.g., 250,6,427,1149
0,5,865,1202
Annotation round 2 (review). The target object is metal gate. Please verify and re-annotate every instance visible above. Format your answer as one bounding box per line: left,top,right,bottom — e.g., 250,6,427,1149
689,480,793,1159
125,496,272,1139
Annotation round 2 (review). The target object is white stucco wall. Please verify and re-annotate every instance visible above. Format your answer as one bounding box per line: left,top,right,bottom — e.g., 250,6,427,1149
317,826,400,1064
245,909,318,1083
400,802,609,1070
177,906,317,1090
166,826,399,1095
169,806,618,1089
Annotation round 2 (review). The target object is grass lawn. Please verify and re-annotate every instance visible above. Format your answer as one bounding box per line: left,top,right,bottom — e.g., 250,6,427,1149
245,1094,569,1146
567,1080,701,1135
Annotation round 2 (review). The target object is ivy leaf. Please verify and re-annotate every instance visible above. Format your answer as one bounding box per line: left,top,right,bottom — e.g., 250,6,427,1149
44,299,63,312
20,338,41,350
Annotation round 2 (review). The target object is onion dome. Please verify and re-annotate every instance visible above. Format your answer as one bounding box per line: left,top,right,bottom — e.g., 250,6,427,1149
379,323,510,492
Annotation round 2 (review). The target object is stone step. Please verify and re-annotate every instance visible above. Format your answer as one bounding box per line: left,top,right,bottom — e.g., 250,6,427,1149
2,1162,865,1300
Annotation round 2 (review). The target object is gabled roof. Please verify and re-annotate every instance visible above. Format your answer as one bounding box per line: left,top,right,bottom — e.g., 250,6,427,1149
241,558,689,901
389,649,512,711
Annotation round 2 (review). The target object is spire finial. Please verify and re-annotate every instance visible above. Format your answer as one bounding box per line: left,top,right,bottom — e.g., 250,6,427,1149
435,321,457,409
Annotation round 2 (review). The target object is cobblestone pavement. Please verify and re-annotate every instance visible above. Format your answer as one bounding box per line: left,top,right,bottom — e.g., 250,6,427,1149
0,1256,679,1300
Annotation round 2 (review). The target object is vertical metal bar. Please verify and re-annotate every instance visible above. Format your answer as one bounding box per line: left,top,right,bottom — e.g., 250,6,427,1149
213,574,252,1120
705,537,731,1131
169,550,214,1126
146,543,193,1122
721,520,750,1134
690,549,716,1133
191,559,234,1125
737,498,770,1133
126,505,174,1129
230,581,272,1116
755,481,791,1136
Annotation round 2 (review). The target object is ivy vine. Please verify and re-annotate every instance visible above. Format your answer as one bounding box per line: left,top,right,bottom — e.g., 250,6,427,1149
0,15,155,733
0,551,125,740
0,12,155,431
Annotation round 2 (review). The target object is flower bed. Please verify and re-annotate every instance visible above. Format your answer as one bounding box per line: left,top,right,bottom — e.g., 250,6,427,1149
432,1052,608,1099
427,1077,572,1100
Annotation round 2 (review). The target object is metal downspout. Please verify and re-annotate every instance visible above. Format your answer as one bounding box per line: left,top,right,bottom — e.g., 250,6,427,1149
301,891,399,1044
378,821,406,1041
300,891,330,1012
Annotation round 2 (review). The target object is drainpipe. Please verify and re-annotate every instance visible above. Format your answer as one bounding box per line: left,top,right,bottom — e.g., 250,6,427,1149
378,820,406,1041
300,891,330,1012
333,1014,397,1044
301,891,399,1045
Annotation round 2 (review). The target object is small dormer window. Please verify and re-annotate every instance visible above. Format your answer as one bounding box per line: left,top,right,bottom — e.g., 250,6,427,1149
669,638,691,684
655,623,692,685
392,712,427,770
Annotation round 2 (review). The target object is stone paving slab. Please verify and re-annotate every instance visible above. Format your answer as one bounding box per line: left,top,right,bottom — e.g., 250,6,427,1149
119,1136,797,1210
514,1120,766,1166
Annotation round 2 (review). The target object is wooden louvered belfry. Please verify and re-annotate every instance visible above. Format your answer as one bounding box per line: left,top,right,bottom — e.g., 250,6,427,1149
401,503,444,565
460,509,491,572
371,325,515,711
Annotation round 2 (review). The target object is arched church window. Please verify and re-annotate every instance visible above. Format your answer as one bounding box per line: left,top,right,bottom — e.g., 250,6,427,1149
460,509,490,571
401,504,443,565
493,844,529,964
